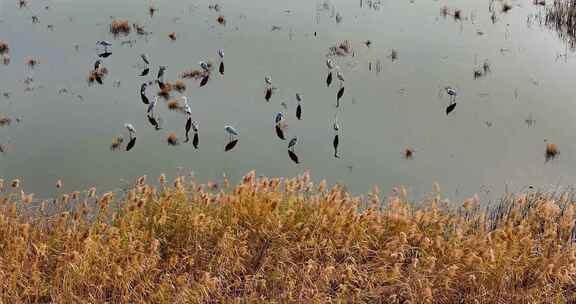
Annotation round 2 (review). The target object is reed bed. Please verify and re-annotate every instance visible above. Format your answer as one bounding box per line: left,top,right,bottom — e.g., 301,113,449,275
544,0,576,49
0,171,576,303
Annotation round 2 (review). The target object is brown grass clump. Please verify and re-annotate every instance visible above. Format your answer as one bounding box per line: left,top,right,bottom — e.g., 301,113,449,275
173,80,186,92
167,99,181,111
546,143,559,160
181,69,204,79
87,67,108,85
166,133,179,146
157,81,173,99
0,116,12,126
109,19,131,36
454,9,462,20
403,147,413,159
25,57,38,68
2,171,576,302
168,32,177,41
0,41,9,55
217,15,226,25
110,136,124,151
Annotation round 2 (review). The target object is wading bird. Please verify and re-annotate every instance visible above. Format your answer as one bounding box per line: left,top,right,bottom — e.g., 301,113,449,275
124,123,136,136
157,65,166,81
444,87,457,115
287,137,299,163
147,96,157,114
96,40,112,52
224,125,239,151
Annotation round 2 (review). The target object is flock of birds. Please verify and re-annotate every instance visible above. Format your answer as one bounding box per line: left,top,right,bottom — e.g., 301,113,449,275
93,39,461,164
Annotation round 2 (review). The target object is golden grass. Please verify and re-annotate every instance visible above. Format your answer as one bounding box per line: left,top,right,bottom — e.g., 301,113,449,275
110,19,131,36
1,171,576,303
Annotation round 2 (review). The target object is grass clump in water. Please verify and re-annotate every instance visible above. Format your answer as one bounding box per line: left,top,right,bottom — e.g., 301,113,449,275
109,19,131,36
0,172,576,302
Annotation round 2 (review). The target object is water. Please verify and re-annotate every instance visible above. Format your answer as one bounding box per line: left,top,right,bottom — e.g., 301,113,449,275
0,0,574,201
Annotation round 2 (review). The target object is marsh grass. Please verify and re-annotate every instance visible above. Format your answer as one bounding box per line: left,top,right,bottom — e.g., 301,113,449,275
1,171,576,302
110,19,131,37
544,0,576,49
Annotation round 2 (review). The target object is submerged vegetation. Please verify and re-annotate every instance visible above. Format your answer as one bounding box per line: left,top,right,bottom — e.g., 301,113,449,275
0,171,575,302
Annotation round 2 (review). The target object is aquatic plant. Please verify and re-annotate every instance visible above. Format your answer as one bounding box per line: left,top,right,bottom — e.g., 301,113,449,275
173,80,186,92
167,99,181,111
133,23,147,35
110,136,124,151
157,82,173,99
217,15,226,25
181,69,204,80
0,116,12,127
546,143,559,161
328,40,353,57
149,5,158,17
0,41,9,55
473,69,483,79
2,55,10,66
109,19,131,36
0,172,576,302
544,0,576,49
167,133,179,145
454,9,462,20
25,57,38,68
87,67,108,85
390,49,398,61
404,147,414,159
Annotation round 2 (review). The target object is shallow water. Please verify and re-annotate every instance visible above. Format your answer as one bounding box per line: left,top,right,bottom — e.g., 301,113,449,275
0,0,574,201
